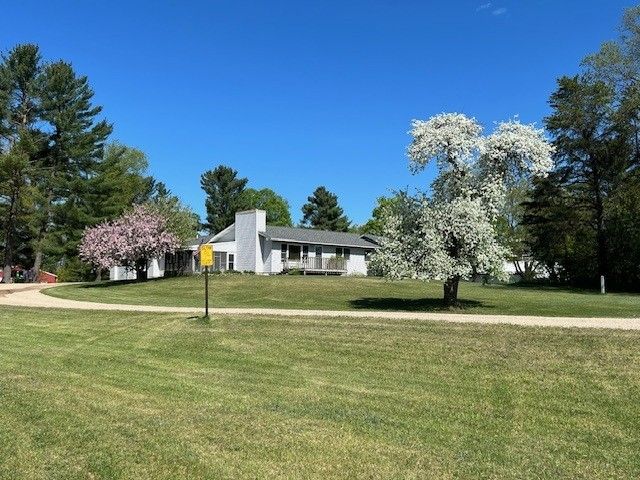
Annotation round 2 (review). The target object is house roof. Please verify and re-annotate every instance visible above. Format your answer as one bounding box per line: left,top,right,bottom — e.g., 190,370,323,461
360,233,384,246
261,226,380,249
184,234,215,247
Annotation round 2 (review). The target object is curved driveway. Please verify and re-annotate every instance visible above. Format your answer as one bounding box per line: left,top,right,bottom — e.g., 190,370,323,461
1,283,640,330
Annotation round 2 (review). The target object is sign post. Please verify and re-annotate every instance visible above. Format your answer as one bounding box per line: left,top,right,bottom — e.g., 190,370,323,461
199,244,214,317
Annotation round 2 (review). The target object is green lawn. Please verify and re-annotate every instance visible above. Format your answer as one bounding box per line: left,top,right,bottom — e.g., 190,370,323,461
0,306,639,478
45,274,640,317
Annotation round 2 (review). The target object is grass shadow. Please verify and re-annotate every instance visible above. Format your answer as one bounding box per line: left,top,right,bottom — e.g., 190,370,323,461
350,297,485,312
73,278,168,289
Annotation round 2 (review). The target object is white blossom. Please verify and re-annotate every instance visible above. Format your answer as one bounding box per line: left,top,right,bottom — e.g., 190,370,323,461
374,113,554,297
408,113,482,174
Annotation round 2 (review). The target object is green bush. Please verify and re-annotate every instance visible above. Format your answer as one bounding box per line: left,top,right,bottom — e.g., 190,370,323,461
56,258,95,282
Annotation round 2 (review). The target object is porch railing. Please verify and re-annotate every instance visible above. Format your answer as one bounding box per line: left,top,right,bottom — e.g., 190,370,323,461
283,256,347,272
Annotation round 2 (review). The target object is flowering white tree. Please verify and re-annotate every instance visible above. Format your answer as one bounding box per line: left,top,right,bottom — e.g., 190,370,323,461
373,113,554,306
79,205,180,281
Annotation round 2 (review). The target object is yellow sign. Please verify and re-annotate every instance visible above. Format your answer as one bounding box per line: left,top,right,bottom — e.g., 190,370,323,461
200,244,214,267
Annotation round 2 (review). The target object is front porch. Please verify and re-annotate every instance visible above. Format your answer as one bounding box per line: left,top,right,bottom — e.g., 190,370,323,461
282,257,347,275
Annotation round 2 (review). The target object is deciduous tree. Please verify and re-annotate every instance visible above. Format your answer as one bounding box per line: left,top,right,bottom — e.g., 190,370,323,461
240,187,292,226
79,204,179,281
373,113,553,306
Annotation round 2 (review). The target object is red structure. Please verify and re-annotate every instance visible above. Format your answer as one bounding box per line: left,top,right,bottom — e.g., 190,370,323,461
37,271,58,283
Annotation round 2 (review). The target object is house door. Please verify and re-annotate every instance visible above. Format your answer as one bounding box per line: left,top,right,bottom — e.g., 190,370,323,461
288,245,301,261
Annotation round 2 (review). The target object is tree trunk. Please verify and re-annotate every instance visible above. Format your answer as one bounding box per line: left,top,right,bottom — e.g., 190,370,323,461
2,214,13,283
33,250,43,281
591,160,608,283
443,275,461,307
33,187,54,281
135,258,148,282
2,188,18,284
95,268,102,282
2,262,11,284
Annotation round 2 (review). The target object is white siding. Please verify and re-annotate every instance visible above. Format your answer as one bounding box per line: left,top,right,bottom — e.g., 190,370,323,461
270,242,285,273
109,256,165,281
210,241,236,255
234,210,266,273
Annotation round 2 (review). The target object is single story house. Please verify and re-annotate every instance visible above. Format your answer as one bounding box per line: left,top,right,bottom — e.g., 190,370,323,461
110,209,382,280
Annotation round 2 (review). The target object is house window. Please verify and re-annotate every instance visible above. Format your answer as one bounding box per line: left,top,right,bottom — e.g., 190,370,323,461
228,254,234,270
336,247,343,257
344,248,351,260
364,250,373,261
214,251,227,271
302,245,309,259
288,245,301,261
315,245,322,257
281,244,287,261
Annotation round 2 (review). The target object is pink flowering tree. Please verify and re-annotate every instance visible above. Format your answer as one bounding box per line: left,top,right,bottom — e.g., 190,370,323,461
79,205,180,281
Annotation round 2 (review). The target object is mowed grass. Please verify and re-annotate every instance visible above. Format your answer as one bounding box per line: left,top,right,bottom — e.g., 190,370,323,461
45,274,640,317
1,307,639,479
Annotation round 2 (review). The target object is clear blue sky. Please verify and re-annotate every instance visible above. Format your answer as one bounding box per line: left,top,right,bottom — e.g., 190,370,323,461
2,1,633,224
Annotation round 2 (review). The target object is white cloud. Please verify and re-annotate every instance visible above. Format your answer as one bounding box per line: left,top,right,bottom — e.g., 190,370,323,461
492,7,507,15
476,2,492,11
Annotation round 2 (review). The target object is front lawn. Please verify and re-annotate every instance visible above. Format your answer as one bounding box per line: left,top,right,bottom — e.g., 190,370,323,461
0,306,639,478
45,274,640,317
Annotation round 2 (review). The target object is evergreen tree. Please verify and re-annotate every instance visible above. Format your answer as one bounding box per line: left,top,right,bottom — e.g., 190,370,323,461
200,165,248,233
0,44,44,283
301,186,350,231
543,75,627,284
240,187,292,226
32,60,112,274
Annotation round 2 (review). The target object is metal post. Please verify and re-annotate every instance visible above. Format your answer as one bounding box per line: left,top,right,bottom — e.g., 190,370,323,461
205,266,209,316
600,275,606,295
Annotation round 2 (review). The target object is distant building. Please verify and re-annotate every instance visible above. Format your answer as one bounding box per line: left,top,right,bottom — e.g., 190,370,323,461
110,209,381,280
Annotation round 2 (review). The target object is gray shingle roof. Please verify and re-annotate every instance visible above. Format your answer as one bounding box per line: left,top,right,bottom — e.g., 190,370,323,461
184,234,215,247
360,233,384,246
262,226,379,249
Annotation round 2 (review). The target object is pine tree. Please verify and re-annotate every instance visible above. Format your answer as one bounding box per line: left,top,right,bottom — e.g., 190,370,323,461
200,165,248,233
544,75,627,283
301,186,350,231
33,60,112,274
0,44,44,283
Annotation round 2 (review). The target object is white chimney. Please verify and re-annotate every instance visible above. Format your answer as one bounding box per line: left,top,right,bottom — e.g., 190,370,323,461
234,209,266,273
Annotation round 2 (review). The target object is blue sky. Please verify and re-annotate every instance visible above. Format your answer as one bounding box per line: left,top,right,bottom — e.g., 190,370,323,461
1,0,633,224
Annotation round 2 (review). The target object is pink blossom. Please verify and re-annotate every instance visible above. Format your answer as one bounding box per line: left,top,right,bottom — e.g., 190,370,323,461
79,205,180,272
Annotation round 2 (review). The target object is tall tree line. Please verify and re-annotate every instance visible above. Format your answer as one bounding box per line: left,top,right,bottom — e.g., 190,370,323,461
523,6,640,290
199,165,352,233
0,44,198,282
0,44,111,281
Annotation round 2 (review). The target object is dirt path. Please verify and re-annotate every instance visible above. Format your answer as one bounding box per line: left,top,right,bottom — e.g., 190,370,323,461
1,283,640,330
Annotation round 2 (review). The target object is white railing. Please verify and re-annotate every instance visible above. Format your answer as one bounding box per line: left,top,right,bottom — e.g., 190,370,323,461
283,257,347,272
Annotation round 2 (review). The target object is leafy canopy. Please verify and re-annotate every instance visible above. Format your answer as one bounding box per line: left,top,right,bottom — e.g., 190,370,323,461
240,187,292,226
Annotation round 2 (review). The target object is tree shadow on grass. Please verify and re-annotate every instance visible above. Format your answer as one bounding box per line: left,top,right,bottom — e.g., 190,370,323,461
350,297,485,312
73,278,166,289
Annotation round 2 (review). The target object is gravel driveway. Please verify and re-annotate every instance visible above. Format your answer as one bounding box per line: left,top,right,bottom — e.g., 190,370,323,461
1,283,639,330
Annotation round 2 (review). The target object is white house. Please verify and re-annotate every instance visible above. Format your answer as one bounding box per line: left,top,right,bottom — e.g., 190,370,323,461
110,209,381,280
